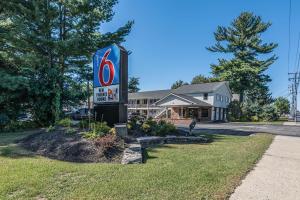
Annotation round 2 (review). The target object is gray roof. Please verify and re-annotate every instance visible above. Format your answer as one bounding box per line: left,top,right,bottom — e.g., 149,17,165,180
129,81,228,99
128,89,171,99
173,82,226,94
170,93,212,107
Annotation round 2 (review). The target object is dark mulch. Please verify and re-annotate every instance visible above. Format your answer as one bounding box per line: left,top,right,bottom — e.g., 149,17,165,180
19,130,125,163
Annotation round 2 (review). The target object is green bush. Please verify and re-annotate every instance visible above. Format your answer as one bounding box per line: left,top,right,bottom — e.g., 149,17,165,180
46,125,55,132
250,116,259,122
128,115,145,130
155,121,176,137
141,118,158,133
57,118,72,127
1,120,39,132
82,131,98,139
93,122,111,134
227,100,242,121
260,105,279,121
79,119,90,129
82,122,111,140
66,127,77,135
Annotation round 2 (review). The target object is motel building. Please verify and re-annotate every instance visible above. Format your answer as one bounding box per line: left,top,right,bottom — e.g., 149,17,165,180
128,81,232,124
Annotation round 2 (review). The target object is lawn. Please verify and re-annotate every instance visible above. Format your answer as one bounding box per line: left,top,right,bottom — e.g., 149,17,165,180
0,131,273,200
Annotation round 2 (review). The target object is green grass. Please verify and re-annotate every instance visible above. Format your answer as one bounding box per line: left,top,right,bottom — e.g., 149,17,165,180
0,131,273,200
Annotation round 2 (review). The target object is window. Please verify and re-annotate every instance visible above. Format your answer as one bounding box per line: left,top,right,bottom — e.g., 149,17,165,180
220,96,223,102
204,93,208,100
201,109,209,118
137,100,140,104
143,99,147,104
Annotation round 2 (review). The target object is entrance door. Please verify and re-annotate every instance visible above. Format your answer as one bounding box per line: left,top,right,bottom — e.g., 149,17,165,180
188,108,199,121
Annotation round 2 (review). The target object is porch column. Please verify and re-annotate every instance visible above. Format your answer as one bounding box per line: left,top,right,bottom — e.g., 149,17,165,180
165,107,168,119
211,107,215,121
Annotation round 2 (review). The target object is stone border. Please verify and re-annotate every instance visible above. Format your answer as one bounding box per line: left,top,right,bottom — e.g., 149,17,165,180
137,136,210,148
121,142,142,164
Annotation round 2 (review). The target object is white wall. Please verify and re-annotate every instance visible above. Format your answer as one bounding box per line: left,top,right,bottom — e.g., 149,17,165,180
158,95,190,106
189,93,214,105
212,84,232,108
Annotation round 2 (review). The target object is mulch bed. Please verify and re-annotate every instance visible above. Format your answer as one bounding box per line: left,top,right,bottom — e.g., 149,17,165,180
19,129,125,163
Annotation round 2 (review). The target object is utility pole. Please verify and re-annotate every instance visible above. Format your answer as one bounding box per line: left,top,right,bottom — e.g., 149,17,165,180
289,72,300,122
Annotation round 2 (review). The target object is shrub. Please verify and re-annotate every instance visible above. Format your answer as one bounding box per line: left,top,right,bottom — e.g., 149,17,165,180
94,134,119,150
82,131,98,139
128,115,145,130
0,113,9,130
109,128,117,135
155,121,176,137
93,122,111,134
250,116,259,122
260,105,279,121
57,118,72,127
82,122,110,139
1,121,39,132
241,101,262,121
228,100,242,121
141,118,158,133
46,125,55,132
66,127,77,135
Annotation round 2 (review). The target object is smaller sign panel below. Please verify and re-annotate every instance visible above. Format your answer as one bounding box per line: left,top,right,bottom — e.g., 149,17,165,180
94,85,119,104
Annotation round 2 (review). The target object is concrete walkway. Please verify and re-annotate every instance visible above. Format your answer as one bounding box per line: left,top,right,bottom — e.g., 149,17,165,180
230,135,300,200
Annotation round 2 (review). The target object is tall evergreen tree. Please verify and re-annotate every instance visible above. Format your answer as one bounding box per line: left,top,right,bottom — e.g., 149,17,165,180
0,0,133,125
171,80,188,89
128,77,140,93
207,12,277,103
191,74,220,84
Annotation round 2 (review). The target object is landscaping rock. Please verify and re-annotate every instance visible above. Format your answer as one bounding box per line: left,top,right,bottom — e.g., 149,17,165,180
121,143,142,164
137,135,210,148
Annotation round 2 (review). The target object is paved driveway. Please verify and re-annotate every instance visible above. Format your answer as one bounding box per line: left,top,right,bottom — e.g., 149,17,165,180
178,123,300,136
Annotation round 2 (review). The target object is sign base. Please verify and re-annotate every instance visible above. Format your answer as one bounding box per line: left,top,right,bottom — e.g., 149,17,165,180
94,104,127,127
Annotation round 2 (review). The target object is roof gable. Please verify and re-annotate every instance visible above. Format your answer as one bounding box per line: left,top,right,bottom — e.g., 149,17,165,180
155,93,212,107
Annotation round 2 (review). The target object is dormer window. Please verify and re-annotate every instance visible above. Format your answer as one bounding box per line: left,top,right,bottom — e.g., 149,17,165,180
204,93,208,100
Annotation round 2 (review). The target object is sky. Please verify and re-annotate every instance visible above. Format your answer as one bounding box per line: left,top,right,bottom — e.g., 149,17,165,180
101,0,300,105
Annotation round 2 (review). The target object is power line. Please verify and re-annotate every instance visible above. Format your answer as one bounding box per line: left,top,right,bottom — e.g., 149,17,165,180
294,33,300,73
288,0,292,73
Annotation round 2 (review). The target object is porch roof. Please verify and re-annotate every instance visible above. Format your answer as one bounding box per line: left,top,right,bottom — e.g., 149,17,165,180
155,93,212,107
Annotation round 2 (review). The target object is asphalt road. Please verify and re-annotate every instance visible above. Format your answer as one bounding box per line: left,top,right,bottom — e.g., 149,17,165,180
178,123,300,137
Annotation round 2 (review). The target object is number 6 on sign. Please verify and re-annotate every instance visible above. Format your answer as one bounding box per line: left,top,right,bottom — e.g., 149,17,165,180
99,49,115,87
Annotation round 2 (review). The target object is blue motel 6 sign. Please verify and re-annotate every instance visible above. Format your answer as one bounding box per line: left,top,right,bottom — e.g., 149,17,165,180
93,44,120,104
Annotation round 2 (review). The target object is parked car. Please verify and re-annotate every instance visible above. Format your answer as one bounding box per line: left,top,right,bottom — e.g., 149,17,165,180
17,113,33,122
70,108,94,120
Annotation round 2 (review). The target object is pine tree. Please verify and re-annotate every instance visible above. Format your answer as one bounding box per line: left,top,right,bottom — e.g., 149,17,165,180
191,74,220,84
128,77,140,93
0,0,133,125
171,80,188,89
207,12,277,103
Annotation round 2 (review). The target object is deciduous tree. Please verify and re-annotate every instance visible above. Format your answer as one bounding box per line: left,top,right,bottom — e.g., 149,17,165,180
0,0,133,125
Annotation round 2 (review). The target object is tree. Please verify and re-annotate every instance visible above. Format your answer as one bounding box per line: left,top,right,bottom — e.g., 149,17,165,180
274,97,290,116
0,0,133,125
128,77,140,93
191,74,220,84
207,12,278,103
171,80,188,89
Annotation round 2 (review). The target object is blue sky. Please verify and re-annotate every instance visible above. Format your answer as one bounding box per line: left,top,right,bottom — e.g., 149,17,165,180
102,0,300,102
